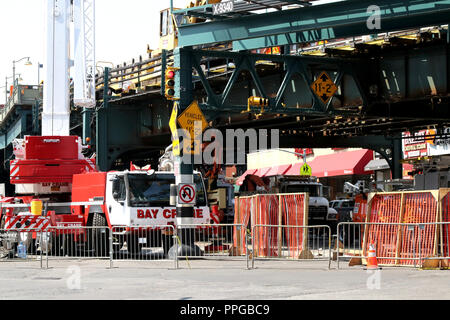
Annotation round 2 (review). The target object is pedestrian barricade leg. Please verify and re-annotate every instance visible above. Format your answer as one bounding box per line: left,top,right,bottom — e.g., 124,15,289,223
251,224,332,269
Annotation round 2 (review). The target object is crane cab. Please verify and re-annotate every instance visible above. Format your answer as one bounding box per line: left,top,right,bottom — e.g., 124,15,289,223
151,8,180,57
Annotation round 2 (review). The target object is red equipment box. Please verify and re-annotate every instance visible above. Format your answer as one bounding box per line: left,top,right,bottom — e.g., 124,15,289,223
24,136,79,160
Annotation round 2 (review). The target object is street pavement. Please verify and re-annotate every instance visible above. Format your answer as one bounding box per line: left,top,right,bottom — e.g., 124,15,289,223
0,259,450,300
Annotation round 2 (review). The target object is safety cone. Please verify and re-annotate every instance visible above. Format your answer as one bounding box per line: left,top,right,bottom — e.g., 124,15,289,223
365,243,381,270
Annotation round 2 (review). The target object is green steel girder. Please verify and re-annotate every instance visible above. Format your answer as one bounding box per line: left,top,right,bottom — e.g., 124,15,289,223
174,0,450,49
175,47,373,116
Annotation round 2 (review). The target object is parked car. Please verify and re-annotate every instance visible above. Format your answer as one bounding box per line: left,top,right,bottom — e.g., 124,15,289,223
326,206,338,233
329,199,355,222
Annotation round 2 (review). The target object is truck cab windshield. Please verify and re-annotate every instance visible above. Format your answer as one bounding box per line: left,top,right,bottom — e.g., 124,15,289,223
127,173,206,207
285,185,321,197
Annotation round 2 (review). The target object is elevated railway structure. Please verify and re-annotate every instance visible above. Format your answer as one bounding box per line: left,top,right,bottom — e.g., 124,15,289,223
1,0,450,193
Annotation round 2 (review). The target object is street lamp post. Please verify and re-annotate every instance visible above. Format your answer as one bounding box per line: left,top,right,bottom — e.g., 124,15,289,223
12,57,32,86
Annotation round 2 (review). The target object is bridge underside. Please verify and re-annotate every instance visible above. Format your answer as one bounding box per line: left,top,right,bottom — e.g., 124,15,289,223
88,38,450,176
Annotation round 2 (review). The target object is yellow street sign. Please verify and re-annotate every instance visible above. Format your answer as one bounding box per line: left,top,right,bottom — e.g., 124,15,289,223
177,100,209,155
300,163,312,176
169,104,180,156
311,71,338,105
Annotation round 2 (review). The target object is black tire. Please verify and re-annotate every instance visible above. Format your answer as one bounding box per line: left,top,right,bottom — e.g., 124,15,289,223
162,234,174,258
126,234,141,255
90,213,110,257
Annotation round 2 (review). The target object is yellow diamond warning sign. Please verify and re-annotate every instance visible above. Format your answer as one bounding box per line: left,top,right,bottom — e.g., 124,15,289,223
311,72,338,105
177,100,209,155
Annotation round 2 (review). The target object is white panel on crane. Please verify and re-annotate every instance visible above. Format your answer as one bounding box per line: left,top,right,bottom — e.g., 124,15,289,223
43,0,71,136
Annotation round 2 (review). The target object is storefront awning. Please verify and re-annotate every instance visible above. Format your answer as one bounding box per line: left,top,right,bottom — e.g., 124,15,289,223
254,167,271,177
263,164,292,177
364,158,390,171
235,169,257,186
285,149,374,178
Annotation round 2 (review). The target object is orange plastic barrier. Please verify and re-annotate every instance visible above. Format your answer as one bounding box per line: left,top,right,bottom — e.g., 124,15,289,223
252,195,279,257
234,193,308,258
281,194,307,259
365,191,439,266
441,192,450,258
233,196,254,255
366,194,402,265
398,193,437,265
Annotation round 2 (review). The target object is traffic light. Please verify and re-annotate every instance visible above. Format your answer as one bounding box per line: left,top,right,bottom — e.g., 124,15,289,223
165,67,177,100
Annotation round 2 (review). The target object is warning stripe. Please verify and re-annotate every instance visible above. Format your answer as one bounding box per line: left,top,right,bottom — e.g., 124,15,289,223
5,216,51,231
10,166,19,177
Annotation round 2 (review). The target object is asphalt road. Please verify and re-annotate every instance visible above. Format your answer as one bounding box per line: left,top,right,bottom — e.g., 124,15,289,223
0,258,450,300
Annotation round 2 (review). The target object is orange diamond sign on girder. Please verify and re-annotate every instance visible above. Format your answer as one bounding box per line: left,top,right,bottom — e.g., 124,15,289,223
311,72,338,105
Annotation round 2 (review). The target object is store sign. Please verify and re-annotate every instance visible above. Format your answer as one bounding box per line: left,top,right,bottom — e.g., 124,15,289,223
429,127,450,156
402,130,434,159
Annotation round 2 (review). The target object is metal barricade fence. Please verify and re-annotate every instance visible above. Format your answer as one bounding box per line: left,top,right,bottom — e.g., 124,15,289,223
47,226,111,260
0,228,48,269
251,225,332,269
336,222,450,269
110,225,177,269
178,224,249,269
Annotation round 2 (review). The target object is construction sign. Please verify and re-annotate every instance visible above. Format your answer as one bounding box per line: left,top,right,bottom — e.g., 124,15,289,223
169,104,180,157
177,100,209,155
311,71,338,105
300,163,312,176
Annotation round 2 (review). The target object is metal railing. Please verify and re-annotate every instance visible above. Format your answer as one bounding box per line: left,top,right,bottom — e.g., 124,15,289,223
336,222,450,269
109,225,177,269
176,224,249,269
251,224,332,269
0,228,49,269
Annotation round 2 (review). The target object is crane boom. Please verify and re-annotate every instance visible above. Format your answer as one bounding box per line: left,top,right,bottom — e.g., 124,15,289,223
73,0,96,109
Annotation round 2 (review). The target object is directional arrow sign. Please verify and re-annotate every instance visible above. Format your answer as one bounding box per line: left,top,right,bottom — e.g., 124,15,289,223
300,163,312,176
311,71,338,105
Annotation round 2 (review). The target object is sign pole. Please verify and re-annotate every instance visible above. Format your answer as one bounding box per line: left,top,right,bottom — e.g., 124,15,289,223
168,48,202,258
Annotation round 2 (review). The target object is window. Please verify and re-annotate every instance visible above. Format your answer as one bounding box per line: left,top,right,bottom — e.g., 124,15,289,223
285,185,320,197
128,173,206,207
112,177,126,202
160,10,168,37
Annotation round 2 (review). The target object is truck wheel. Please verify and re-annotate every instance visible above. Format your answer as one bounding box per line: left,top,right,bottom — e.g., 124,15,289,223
91,213,109,257
126,234,141,256
162,234,174,258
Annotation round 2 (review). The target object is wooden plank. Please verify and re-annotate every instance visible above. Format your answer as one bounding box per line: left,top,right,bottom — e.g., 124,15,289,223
303,193,309,251
277,194,282,257
362,193,375,261
395,193,406,266
234,196,242,254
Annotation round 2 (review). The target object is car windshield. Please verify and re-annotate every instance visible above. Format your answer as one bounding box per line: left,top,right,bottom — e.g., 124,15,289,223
128,173,206,207
285,185,320,197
